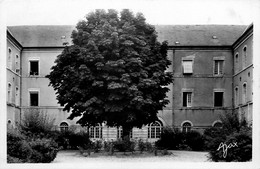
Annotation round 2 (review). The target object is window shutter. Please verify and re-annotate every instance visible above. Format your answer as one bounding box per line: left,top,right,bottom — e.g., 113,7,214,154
219,61,223,74
187,93,192,107
183,60,193,74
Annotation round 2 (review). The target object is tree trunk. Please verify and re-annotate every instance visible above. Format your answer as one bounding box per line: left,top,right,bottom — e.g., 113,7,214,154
122,125,131,141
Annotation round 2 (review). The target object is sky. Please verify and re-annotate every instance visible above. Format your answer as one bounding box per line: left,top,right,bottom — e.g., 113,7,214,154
2,0,259,26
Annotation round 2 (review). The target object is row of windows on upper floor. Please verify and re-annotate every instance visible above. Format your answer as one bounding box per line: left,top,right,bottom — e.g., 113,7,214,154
182,59,224,76
12,53,250,77
24,86,249,108
234,45,252,74
7,48,20,74
182,86,249,108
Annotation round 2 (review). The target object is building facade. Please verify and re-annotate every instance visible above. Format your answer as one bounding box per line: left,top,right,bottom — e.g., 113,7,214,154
6,24,253,141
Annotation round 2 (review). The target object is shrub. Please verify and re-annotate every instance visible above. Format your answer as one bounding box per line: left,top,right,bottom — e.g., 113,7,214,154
19,109,55,137
138,140,146,153
156,127,205,151
144,141,154,152
56,131,91,150
7,155,23,163
7,130,33,162
155,127,178,149
137,140,154,153
205,111,252,162
113,139,135,152
185,131,205,151
93,140,103,152
7,108,59,163
29,138,58,163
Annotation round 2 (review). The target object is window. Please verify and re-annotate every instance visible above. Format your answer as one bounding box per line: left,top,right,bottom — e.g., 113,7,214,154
183,92,192,107
89,124,102,139
30,91,39,106
182,60,193,74
214,60,224,75
8,83,11,103
15,87,19,106
213,122,223,128
214,92,223,107
117,127,133,139
15,55,20,74
7,120,12,129
8,48,12,69
235,53,239,73
182,122,192,133
235,87,239,106
243,46,247,68
60,122,69,132
30,60,39,75
148,121,162,139
243,83,247,104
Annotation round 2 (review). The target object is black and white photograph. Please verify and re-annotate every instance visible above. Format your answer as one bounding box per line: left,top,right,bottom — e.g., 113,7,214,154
0,0,260,168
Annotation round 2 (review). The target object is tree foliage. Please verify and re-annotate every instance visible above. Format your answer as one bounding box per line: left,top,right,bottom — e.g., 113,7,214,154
47,9,172,130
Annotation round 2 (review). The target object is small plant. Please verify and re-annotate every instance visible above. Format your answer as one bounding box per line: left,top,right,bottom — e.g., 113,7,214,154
138,139,146,153
93,140,103,153
113,139,135,153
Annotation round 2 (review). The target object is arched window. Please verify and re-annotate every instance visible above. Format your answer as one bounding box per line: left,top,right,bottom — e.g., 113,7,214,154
148,121,163,139
243,83,247,104
8,83,12,103
213,121,223,128
60,122,69,132
235,53,239,73
8,48,12,69
235,87,239,106
243,46,247,68
7,119,12,129
15,86,19,106
182,122,192,133
15,54,20,74
89,124,102,139
117,127,133,139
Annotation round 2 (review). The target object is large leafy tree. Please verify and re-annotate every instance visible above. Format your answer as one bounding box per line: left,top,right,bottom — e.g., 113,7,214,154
47,9,172,138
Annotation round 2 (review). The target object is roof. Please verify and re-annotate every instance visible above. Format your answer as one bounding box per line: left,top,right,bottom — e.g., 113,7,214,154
7,25,75,47
232,23,253,49
7,25,247,47
154,25,247,46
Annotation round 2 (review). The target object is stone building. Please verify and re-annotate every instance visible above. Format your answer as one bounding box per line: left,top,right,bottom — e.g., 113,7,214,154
6,24,253,141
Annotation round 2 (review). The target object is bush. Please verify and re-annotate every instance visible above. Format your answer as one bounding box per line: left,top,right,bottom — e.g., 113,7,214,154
55,131,91,150
138,140,154,153
185,131,205,151
7,109,59,163
93,140,103,152
29,138,58,163
155,127,178,150
205,111,252,162
113,139,135,152
7,155,23,163
155,127,205,151
7,130,33,161
19,109,55,136
208,129,252,162
138,140,146,153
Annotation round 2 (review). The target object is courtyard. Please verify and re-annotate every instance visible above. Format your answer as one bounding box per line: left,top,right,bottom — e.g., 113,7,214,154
52,150,210,163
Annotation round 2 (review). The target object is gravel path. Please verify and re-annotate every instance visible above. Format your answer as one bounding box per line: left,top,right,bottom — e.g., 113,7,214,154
52,150,210,163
